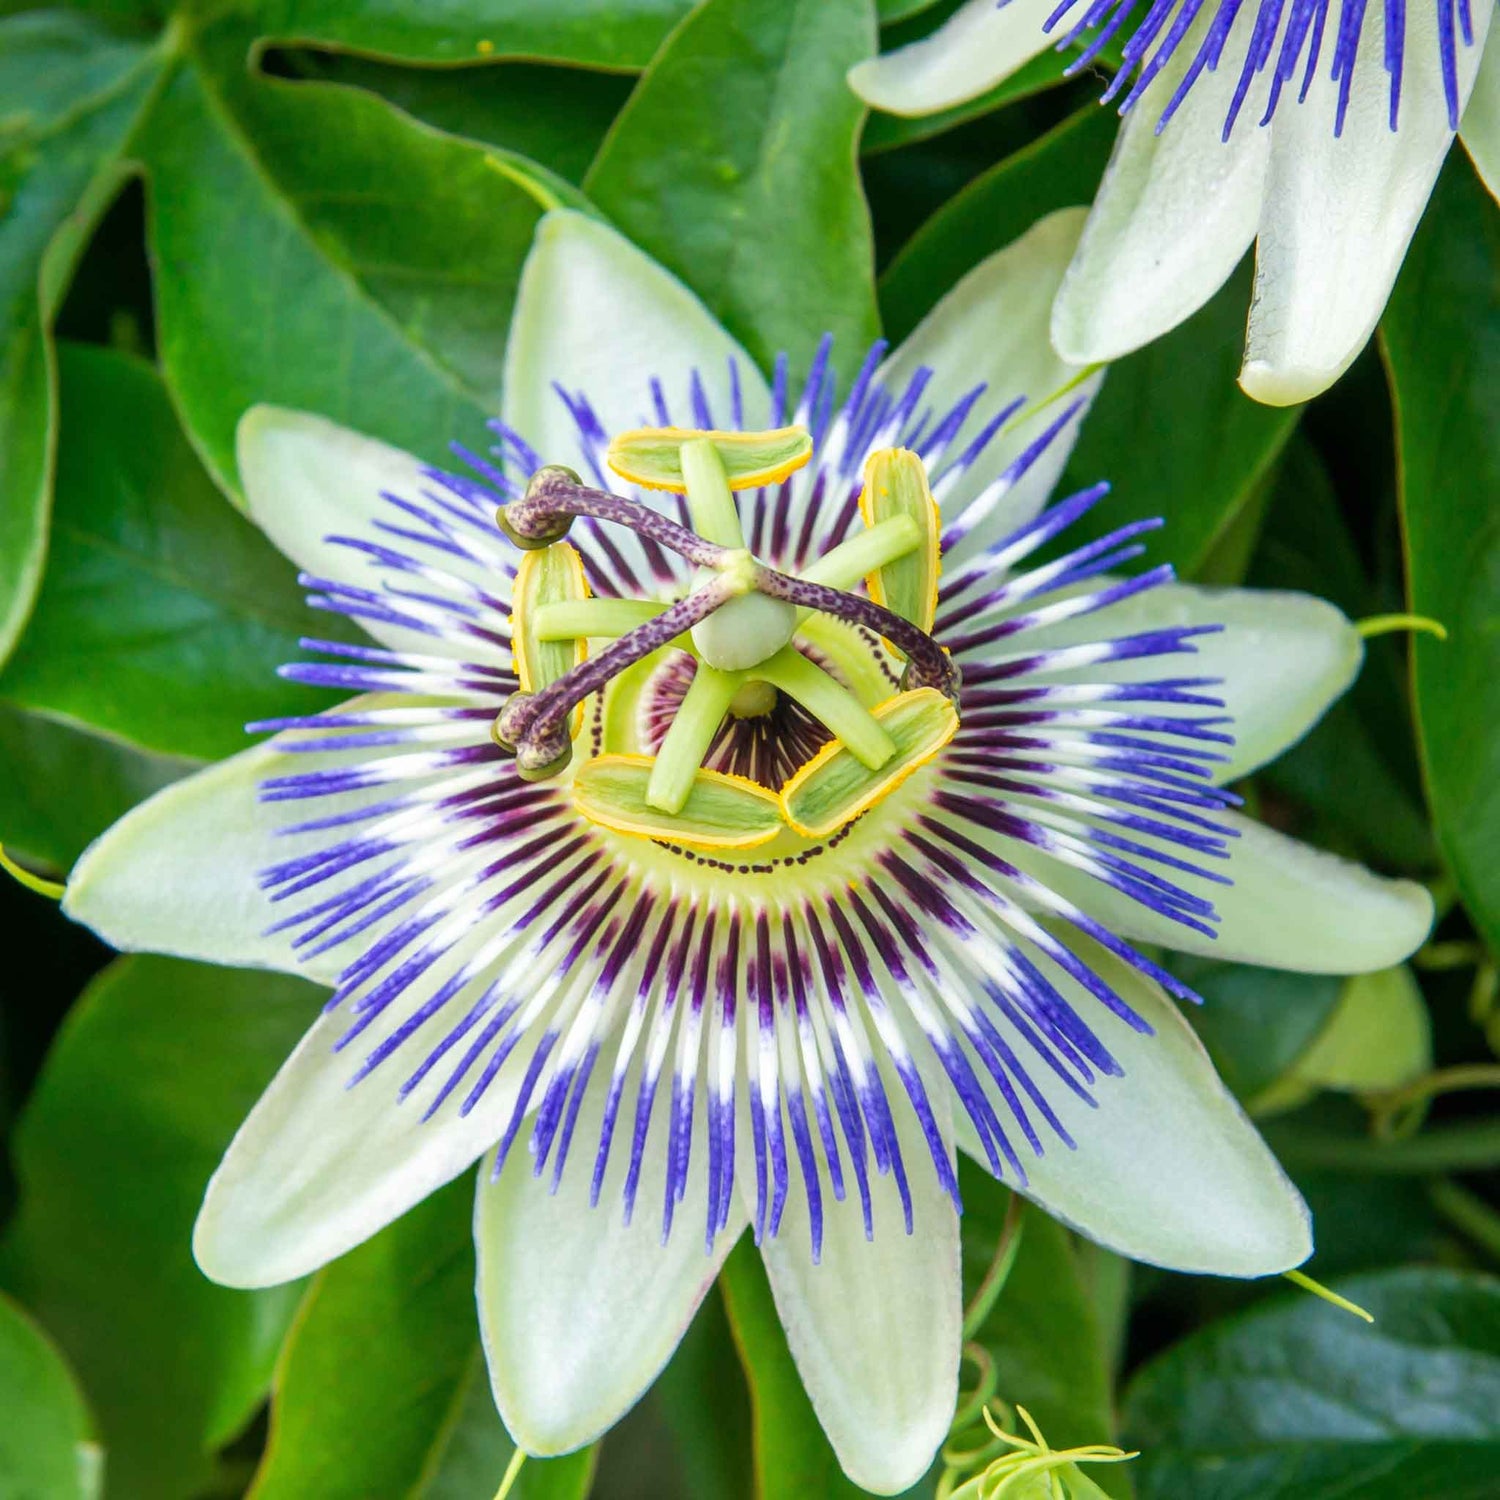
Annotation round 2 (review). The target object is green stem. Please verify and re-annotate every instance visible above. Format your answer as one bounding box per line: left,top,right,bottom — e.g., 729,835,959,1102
0,846,64,900
1282,1268,1374,1322
646,664,742,814
1355,612,1449,641
962,1193,1024,1340
493,1448,527,1500
757,647,895,770
798,515,921,593
680,437,745,549
1266,1117,1500,1175
1428,1177,1500,1262
1367,1063,1500,1139
533,598,665,640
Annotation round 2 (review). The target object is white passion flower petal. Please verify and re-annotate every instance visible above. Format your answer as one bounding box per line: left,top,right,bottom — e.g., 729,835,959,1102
758,1063,962,1496
1242,0,1494,404
195,974,536,1287
991,809,1434,974
958,934,1311,1276
879,209,1103,556
238,408,512,663
475,1070,745,1455
65,737,345,983
846,0,1063,117
1050,7,1273,365
1460,32,1500,203
1020,582,1363,784
502,210,770,485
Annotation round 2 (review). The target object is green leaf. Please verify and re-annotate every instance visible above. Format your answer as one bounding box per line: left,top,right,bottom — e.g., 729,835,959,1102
877,105,1116,343
1124,1267,1500,1499
960,1167,1125,1497
133,7,555,499
0,700,196,875
651,1287,756,1500
0,11,165,667
719,1239,889,1499
253,1175,595,1499
1060,258,1300,578
586,0,880,383
259,0,694,69
1382,160,1500,950
0,1292,100,1500
1167,956,1344,1107
1248,437,1435,873
0,956,321,1499
0,343,341,761
278,51,635,184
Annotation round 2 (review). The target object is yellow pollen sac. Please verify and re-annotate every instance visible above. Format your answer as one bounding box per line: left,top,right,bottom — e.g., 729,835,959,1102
510,541,590,734
780,687,958,839
859,447,941,634
573,754,785,850
606,425,813,492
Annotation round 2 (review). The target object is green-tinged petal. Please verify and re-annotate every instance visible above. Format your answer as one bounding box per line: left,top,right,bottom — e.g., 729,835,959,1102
957,937,1311,1275
502,211,770,483
476,1072,744,1455
1241,2,1493,405
879,209,1103,552
194,980,535,1289
1020,582,1363,783
1002,811,1434,973
847,0,1060,117
758,1069,961,1495
1051,13,1271,364
64,739,345,983
1295,965,1433,1095
236,406,499,660
1460,35,1500,201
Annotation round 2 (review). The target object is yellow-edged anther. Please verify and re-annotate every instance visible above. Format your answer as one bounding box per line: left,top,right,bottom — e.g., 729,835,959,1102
859,447,940,634
574,754,785,850
781,688,957,839
511,541,590,734
607,426,813,492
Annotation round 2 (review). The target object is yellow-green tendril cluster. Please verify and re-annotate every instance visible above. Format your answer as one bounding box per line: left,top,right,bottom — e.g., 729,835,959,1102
939,1402,1137,1500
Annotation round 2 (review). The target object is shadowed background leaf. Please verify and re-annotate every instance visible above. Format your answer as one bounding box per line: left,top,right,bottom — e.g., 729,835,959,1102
1383,160,1500,951
1124,1268,1500,1499
0,957,321,1498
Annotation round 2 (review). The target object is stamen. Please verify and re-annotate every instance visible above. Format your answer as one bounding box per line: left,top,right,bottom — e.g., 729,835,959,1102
679,437,746,548
648,664,744,814
496,436,958,794
797,514,922,592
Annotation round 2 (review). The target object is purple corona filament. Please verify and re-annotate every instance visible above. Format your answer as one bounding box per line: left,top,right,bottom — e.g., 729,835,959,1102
253,334,1239,1262
1029,0,1475,133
